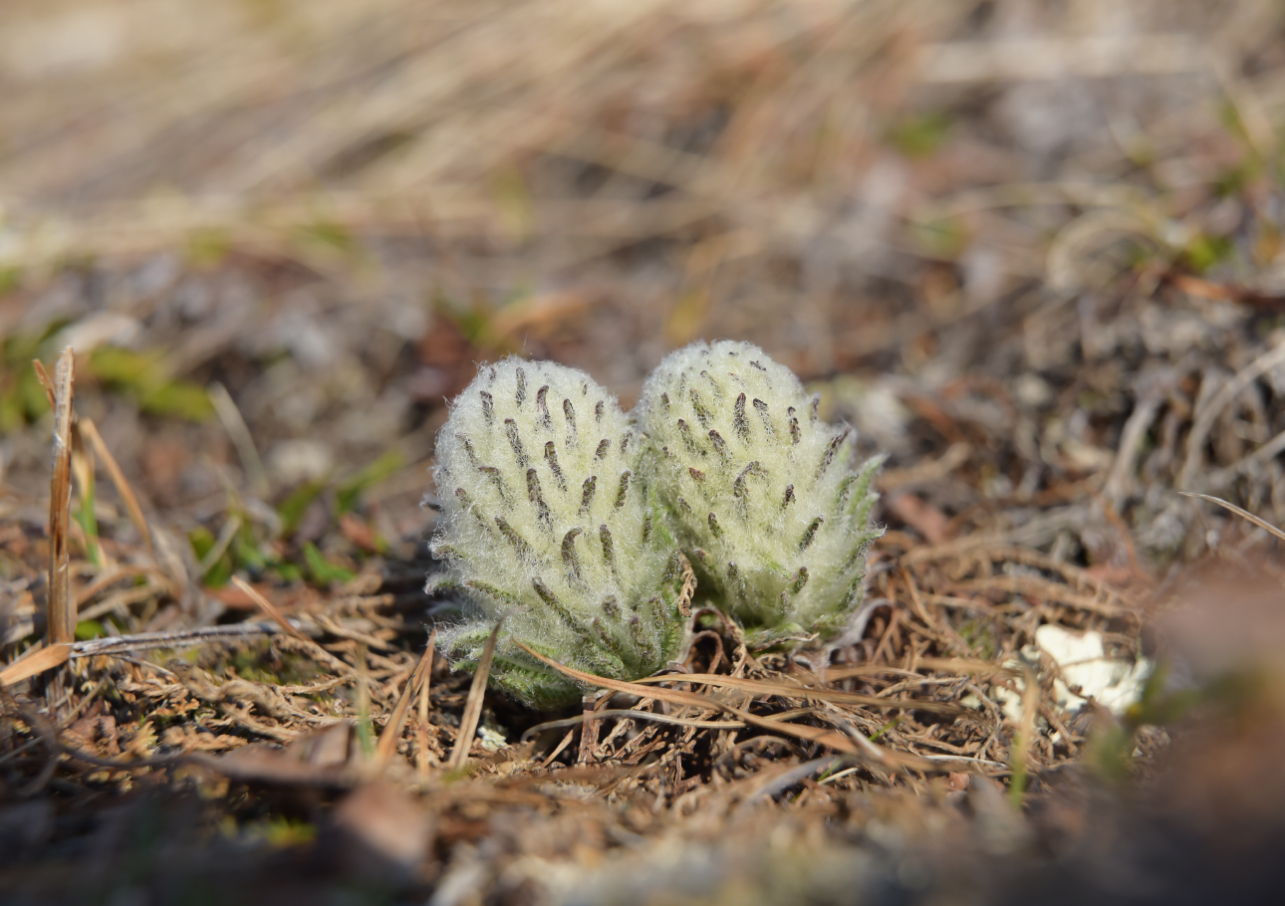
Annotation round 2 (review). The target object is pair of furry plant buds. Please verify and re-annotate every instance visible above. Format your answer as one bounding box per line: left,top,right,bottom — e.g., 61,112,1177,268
426,340,882,708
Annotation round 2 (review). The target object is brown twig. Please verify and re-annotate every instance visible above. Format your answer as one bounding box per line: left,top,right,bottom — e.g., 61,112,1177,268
2,621,319,688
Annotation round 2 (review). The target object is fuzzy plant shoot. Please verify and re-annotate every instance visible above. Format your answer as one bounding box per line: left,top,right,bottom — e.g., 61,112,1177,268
637,340,883,647
427,358,688,708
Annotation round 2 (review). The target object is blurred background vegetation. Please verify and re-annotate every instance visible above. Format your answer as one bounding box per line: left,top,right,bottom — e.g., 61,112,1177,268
3,0,1285,553
6,0,1285,576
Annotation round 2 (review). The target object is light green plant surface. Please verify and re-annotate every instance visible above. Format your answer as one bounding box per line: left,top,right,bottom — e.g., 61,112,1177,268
428,358,687,708
430,344,883,706
637,341,883,647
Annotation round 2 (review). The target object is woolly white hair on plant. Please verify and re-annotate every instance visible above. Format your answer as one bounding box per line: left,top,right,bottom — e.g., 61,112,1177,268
427,357,687,708
637,340,883,647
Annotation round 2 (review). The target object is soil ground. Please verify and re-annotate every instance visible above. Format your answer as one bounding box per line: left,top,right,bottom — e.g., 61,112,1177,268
5,2,1285,904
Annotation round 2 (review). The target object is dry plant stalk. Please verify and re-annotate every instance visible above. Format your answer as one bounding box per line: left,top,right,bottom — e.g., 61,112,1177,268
40,349,76,647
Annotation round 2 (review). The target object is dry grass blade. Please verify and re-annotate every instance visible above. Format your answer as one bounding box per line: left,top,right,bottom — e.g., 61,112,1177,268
77,586,163,623
79,418,159,563
417,628,437,782
0,644,72,687
30,359,57,409
195,515,242,577
209,382,270,499
914,656,1025,676
815,706,905,767
539,730,577,769
449,620,502,772
1180,492,1285,543
628,673,962,714
75,566,156,607
509,641,764,711
44,349,76,647
375,636,435,768
232,576,310,642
